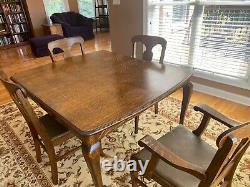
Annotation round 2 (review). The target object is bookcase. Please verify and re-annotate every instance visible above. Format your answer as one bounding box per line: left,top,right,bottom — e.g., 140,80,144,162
95,0,109,32
0,0,31,49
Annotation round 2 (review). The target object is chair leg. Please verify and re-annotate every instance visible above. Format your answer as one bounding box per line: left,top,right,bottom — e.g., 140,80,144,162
34,138,42,163
48,151,58,185
100,141,111,158
130,170,138,187
135,116,139,134
154,103,159,114
224,172,235,187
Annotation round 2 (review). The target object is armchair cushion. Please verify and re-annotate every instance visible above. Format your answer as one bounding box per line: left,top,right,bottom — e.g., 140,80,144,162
30,34,64,57
132,125,216,187
50,12,94,40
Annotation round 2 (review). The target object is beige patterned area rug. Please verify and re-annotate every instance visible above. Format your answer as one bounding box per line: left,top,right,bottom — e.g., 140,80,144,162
0,97,249,187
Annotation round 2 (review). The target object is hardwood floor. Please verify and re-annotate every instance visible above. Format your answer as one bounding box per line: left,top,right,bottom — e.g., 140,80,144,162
0,32,111,105
172,90,250,122
0,32,249,122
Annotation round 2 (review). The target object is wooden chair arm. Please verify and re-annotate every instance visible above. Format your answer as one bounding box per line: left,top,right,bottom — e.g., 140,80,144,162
138,135,206,180
194,104,240,128
193,104,241,137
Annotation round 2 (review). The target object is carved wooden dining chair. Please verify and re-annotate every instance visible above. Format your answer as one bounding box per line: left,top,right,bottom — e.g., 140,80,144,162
131,35,167,134
131,104,250,187
0,70,81,185
48,36,84,62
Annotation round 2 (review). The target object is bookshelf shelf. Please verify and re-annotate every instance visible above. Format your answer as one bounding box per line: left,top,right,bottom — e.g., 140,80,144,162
0,0,31,49
95,0,109,32
0,31,9,35
10,21,25,24
0,40,28,49
12,31,27,34
7,11,24,15
7,1,23,4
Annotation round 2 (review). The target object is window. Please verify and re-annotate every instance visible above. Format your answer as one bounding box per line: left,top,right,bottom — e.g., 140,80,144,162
147,0,250,87
43,0,69,18
147,0,194,65
78,0,95,18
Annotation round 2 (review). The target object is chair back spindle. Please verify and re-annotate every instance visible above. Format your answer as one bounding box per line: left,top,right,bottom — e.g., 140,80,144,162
0,69,80,185
131,35,167,64
48,36,84,62
0,70,52,144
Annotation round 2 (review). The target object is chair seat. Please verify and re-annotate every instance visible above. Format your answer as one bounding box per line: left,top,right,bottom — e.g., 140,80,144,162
132,125,217,187
39,114,73,145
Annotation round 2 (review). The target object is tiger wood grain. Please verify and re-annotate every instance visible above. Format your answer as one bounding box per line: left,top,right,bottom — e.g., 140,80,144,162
12,50,193,136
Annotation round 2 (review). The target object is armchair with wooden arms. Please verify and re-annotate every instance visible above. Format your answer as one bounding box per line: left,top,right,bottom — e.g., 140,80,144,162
130,104,250,187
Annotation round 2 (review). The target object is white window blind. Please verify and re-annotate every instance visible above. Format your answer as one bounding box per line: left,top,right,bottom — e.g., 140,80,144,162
148,0,194,65
78,0,95,18
43,0,69,18
147,0,250,83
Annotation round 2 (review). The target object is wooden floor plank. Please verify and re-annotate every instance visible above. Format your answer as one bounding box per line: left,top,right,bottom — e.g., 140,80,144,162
0,32,249,122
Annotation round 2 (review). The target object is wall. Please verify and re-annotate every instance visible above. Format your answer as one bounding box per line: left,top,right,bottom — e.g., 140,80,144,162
26,0,79,36
68,0,79,12
26,0,47,36
191,77,250,97
108,0,144,56
108,0,250,102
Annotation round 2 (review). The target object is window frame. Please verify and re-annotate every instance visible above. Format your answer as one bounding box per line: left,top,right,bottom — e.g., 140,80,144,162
77,0,95,18
43,0,70,19
144,0,250,90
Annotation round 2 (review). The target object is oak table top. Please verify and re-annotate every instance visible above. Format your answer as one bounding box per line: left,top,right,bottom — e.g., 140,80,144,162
12,50,192,137
11,50,193,187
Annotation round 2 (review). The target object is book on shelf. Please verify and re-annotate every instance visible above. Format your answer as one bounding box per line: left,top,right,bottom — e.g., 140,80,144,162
13,34,25,44
0,24,6,32
0,0,22,2
1,2,22,13
0,0,30,47
8,13,25,23
0,15,5,23
10,23,27,33
9,3,22,12
0,36,11,46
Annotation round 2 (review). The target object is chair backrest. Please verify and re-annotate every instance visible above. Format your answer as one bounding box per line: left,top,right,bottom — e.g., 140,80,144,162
0,70,52,143
50,12,79,26
131,35,167,64
201,122,250,186
48,36,84,62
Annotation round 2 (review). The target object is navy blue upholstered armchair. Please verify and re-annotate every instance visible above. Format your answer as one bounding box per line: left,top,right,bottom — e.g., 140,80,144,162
50,12,94,40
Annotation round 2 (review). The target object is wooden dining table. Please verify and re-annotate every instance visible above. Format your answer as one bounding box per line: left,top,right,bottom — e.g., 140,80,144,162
11,50,193,187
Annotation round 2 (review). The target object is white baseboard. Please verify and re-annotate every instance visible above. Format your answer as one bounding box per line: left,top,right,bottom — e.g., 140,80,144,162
192,82,250,106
